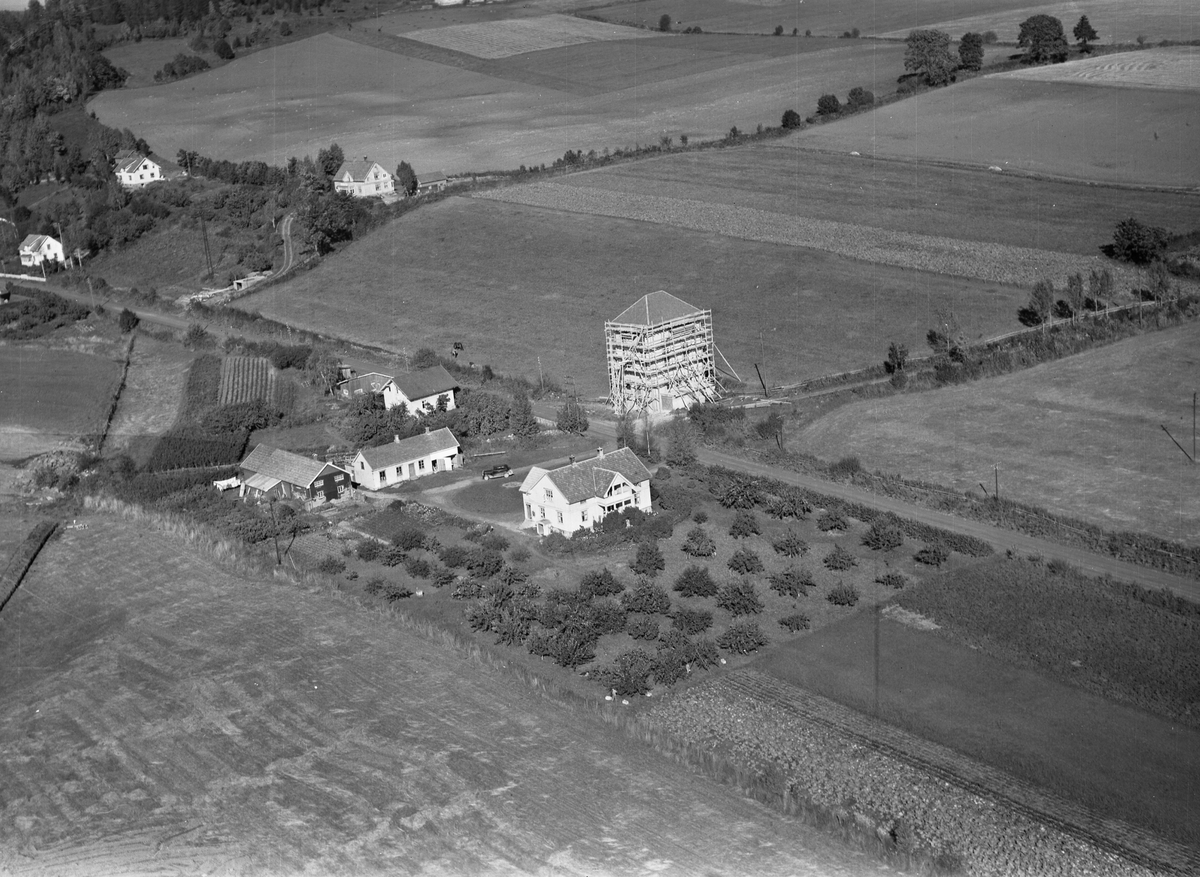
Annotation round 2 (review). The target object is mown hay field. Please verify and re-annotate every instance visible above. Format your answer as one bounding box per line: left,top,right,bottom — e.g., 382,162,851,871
0,346,124,461
798,321,1200,544
792,54,1200,188
89,28,904,176
402,12,661,59
0,515,889,876
104,336,194,466
1000,45,1200,91
876,0,1200,44
237,195,1024,399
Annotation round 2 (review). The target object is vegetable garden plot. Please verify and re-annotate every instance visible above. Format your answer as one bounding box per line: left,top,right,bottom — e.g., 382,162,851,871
218,355,276,406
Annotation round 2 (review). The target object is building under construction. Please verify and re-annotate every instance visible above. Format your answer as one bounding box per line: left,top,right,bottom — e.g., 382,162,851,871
606,290,725,413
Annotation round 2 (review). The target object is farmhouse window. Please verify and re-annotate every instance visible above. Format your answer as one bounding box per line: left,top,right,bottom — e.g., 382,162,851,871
379,469,388,485
360,461,365,469
581,510,588,523
543,489,553,501
557,512,564,524
418,460,425,470
539,507,546,519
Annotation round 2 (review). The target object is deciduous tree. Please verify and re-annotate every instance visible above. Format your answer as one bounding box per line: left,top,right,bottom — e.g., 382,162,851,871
316,141,344,178
958,32,983,71
904,29,956,86
1112,217,1169,264
658,13,671,32
781,108,802,129
555,398,588,435
395,160,417,195
816,93,841,116
1018,15,1068,64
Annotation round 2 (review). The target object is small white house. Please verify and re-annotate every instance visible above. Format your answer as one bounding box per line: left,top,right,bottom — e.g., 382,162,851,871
520,447,652,537
333,159,395,197
114,151,162,188
415,172,448,194
351,428,460,490
18,234,64,267
393,366,459,412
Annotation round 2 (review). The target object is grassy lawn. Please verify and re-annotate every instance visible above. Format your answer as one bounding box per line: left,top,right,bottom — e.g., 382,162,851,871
797,320,1200,544
105,336,194,466
450,478,527,518
754,600,1200,847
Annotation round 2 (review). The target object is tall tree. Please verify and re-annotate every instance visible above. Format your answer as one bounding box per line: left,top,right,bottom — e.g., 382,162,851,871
1073,15,1098,52
904,29,956,86
1065,272,1085,321
1027,278,1055,325
661,416,697,467
1018,15,1068,64
315,141,343,178
958,32,983,71
555,398,588,435
1112,217,1169,264
395,160,417,196
508,391,540,440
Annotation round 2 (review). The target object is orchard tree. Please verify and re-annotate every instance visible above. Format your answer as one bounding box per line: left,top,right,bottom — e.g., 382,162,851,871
1018,15,1068,64
555,398,589,435
904,29,956,86
958,32,983,71
1073,15,1098,52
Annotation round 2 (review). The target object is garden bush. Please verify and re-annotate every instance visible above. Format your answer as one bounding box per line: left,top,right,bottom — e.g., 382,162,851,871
316,555,345,575
674,565,718,598
717,580,764,616
481,532,510,552
681,526,716,557
717,475,760,509
827,582,859,606
452,578,485,600
876,571,909,589
773,530,809,557
817,510,848,532
693,510,708,524
438,544,470,568
915,543,950,567
727,547,764,575
621,580,672,615
672,607,713,635
863,519,904,551
769,566,814,598
379,546,406,567
717,620,768,654
823,545,857,570
580,566,624,598
627,615,660,640
432,568,456,588
779,613,811,632
728,509,761,538
630,540,665,577
392,525,427,551
404,557,431,579
596,648,655,696
466,547,505,578
357,540,381,562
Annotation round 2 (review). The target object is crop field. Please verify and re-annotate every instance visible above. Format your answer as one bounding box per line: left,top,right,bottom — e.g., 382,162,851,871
217,355,275,406
89,27,905,176
402,12,661,59
101,37,192,88
0,515,890,876
1001,45,1200,90
238,195,1024,399
876,0,1200,44
0,346,123,461
792,53,1200,188
798,321,1200,544
105,337,194,466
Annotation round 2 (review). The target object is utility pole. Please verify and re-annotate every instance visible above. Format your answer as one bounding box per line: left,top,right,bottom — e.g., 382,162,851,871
199,214,214,280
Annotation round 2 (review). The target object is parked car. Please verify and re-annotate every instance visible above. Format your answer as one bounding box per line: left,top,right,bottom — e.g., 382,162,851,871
482,464,513,480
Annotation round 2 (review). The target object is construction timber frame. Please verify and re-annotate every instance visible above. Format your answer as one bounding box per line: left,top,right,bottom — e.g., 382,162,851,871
606,293,720,414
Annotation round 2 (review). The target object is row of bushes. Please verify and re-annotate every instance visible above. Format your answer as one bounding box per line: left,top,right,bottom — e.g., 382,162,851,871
540,506,677,556
0,284,91,340
145,430,250,471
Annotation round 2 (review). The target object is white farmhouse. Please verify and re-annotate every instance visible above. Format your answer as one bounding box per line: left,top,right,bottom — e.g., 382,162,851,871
393,365,459,412
18,234,65,267
520,447,652,537
351,428,460,490
333,159,395,197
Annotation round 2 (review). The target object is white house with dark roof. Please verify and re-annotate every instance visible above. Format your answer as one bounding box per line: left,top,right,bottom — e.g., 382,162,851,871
393,365,459,412
238,444,352,503
337,371,396,401
519,447,652,536
351,428,460,490
113,151,185,188
333,159,395,197
19,234,64,267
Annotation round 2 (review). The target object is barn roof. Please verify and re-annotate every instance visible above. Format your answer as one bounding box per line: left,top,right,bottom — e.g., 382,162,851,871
240,444,348,488
611,290,704,327
394,365,458,402
356,428,459,470
523,447,650,505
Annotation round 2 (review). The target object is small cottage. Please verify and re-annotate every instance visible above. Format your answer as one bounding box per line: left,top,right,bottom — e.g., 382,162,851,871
238,444,352,503
333,159,395,197
18,234,64,267
351,428,460,490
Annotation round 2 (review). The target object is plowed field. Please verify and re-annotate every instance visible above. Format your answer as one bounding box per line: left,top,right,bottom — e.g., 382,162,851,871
0,515,889,876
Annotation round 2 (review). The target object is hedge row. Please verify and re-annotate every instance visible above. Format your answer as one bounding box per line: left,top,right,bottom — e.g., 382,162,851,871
145,430,249,471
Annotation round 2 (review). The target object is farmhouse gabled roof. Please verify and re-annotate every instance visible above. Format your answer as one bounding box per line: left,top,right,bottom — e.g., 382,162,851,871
611,290,705,327
240,444,348,488
338,372,395,396
394,366,458,402
524,448,650,505
518,465,549,494
336,159,388,183
356,428,459,470
19,234,57,253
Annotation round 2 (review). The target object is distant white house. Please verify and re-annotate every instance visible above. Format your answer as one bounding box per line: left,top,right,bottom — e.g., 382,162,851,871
351,428,460,490
113,151,185,188
519,447,652,537
333,159,395,197
336,365,459,413
18,234,64,267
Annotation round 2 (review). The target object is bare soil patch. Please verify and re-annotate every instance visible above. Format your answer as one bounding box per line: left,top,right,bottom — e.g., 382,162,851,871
0,515,887,876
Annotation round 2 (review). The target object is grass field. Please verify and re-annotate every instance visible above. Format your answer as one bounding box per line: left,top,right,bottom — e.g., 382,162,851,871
101,37,192,88
798,321,1200,544
105,337,194,465
876,0,1200,44
88,26,906,176
237,194,1024,399
402,12,660,58
1001,45,1200,90
754,597,1200,847
0,346,124,461
0,514,889,876
793,49,1200,188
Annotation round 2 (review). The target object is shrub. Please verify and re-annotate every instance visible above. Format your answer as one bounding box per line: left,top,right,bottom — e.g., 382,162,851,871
681,526,716,557
816,93,842,116
824,545,857,571
915,543,950,567
717,580,763,616
383,580,414,601
509,545,531,564
779,613,811,632
580,567,624,598
829,456,861,479
597,648,655,695
766,490,810,520
466,547,505,578
876,571,908,589
452,578,485,600
630,541,665,577
674,565,718,598
672,607,713,635
392,526,427,551
692,510,708,524
316,555,346,575
432,568,456,588
827,582,859,606
718,476,760,509
621,581,672,615
627,615,660,641
728,509,760,538
769,566,814,597
364,576,387,596
481,532,510,552
863,520,904,551
717,620,768,654
781,108,802,128
773,530,809,557
404,557,431,578
727,547,764,575
817,510,848,532
1112,217,1170,265
847,86,874,108
438,544,470,568
118,308,139,333
379,546,406,567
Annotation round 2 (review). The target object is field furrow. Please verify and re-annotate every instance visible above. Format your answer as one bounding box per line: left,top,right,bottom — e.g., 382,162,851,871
474,182,1147,289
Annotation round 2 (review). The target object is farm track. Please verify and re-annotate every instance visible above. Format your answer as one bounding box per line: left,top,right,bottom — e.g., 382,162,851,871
473,182,1147,289
719,669,1200,875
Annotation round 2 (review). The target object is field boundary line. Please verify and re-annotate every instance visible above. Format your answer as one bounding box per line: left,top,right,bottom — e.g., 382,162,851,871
0,520,59,615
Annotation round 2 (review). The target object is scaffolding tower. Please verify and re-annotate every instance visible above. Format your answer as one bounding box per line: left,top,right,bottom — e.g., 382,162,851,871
606,290,720,413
